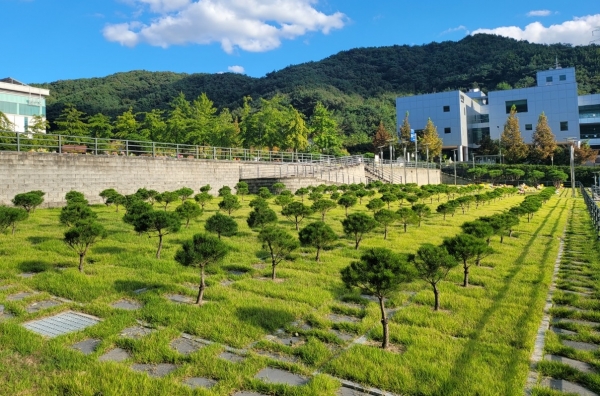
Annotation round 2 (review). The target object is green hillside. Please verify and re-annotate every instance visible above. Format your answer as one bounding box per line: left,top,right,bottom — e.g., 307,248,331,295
34,34,600,149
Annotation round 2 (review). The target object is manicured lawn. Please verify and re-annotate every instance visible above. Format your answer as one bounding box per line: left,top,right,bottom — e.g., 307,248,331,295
0,186,571,395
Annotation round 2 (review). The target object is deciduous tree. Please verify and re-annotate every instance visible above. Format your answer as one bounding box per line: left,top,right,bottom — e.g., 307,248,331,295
500,105,528,163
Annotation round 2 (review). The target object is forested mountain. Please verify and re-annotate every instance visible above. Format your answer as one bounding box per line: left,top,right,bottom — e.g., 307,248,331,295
34,34,600,151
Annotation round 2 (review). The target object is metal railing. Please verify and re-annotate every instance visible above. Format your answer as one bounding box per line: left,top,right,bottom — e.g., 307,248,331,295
0,130,342,164
363,158,438,184
240,155,365,183
581,184,600,237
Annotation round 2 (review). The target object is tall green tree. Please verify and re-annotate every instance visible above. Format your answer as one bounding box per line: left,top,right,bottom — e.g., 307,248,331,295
0,110,13,131
29,115,50,134
138,109,166,142
500,105,528,163
55,104,88,136
175,233,229,305
87,113,113,138
309,102,343,155
186,93,218,145
341,248,415,349
113,107,139,140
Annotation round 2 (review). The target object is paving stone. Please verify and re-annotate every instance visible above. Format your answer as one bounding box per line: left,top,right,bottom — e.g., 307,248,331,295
71,339,101,355
265,333,303,346
252,264,266,270
120,325,155,339
541,378,598,396
7,292,34,301
26,299,61,313
233,392,268,396
360,294,379,303
98,348,130,362
19,273,36,278
133,288,149,294
545,354,595,374
219,351,245,363
330,329,355,342
131,363,177,377
183,377,217,389
256,350,298,363
228,270,246,276
551,326,577,336
111,299,142,310
0,304,3,313
254,367,309,386
337,387,371,396
563,340,599,352
290,320,313,331
170,337,205,355
22,311,100,337
166,294,193,304
553,318,600,328
221,280,234,286
0,285,14,291
328,314,360,324
0,312,15,321
337,379,396,396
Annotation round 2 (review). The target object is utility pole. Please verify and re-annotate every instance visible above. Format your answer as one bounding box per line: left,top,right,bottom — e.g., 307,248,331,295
567,137,577,197
453,149,458,186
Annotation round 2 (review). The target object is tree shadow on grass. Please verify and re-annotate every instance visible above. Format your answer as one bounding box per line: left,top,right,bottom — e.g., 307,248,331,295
92,246,127,254
18,260,52,273
27,236,53,245
439,198,566,394
113,279,167,294
235,306,296,333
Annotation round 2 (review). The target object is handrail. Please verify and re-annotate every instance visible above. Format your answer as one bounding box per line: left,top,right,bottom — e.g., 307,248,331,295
580,184,600,238
0,130,363,166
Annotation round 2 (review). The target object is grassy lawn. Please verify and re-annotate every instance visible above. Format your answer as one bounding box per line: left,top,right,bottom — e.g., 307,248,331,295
0,186,571,395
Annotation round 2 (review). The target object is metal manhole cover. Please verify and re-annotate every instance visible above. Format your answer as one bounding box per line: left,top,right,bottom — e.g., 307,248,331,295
23,311,101,337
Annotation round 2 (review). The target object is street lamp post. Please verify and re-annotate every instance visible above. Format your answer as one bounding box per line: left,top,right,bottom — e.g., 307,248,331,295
388,139,394,184
567,137,577,198
415,138,419,185
403,142,407,184
452,149,458,186
423,143,430,185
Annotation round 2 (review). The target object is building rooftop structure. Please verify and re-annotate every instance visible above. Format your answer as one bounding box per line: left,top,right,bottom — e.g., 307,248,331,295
0,77,50,133
396,66,599,162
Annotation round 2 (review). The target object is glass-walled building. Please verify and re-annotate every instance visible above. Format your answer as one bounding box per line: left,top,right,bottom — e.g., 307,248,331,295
396,67,600,161
0,77,50,133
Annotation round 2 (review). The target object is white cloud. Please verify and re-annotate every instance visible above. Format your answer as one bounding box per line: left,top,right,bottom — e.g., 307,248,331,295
472,14,600,46
228,65,245,74
104,0,347,53
441,25,469,35
526,10,552,17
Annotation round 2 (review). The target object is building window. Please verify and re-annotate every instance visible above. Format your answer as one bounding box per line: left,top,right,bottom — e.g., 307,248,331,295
559,75,566,81
525,124,532,131
505,99,528,114
560,121,568,131
460,95,464,103
443,105,450,112
546,76,553,83
444,127,451,134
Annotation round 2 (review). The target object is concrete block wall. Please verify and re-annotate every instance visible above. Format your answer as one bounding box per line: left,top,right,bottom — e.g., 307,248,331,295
242,177,344,194
0,152,242,207
0,152,368,207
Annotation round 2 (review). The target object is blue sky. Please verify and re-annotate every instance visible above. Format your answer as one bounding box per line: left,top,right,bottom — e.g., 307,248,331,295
2,0,599,84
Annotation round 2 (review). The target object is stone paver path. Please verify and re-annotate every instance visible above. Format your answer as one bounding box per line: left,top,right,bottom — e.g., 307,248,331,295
72,339,101,355
98,348,130,362
544,354,595,374
183,377,217,389
254,367,309,386
111,299,142,310
540,378,599,396
131,363,177,377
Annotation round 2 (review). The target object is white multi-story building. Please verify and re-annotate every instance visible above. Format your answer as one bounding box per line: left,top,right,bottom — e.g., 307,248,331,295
396,67,599,161
0,77,50,133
